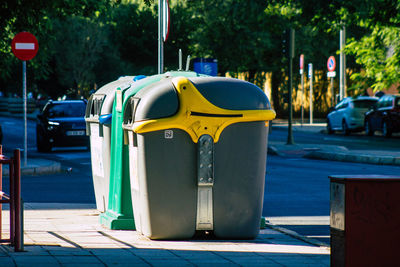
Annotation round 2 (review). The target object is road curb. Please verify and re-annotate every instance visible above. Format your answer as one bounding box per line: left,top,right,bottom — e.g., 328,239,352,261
305,151,400,166
265,223,330,248
267,145,282,156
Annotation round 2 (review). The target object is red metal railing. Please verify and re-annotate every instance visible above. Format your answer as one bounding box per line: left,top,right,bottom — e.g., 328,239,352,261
0,146,22,252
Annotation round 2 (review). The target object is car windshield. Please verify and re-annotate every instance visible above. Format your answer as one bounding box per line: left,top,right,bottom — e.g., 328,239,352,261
353,100,377,108
46,102,86,118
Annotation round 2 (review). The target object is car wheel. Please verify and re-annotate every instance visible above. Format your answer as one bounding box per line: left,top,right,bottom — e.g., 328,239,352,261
365,120,374,136
327,119,334,134
382,121,392,137
36,128,52,152
342,120,350,135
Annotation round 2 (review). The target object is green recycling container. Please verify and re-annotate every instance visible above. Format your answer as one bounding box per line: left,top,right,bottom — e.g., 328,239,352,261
122,76,276,239
100,71,205,230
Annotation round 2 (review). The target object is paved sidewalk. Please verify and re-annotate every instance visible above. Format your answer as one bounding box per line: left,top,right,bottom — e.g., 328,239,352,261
0,203,330,266
269,121,400,166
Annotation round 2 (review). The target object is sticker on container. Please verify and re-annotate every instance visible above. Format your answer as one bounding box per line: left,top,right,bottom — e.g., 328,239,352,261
90,124,104,178
116,89,122,112
129,131,139,191
164,130,173,139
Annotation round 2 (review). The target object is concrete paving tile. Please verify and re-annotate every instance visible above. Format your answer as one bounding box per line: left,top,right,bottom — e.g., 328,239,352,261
192,263,240,267
54,255,102,264
145,259,194,266
99,255,148,266
0,256,15,266
229,258,279,266
16,245,52,255
13,255,60,265
61,264,104,267
172,250,219,259
131,248,179,258
89,248,133,256
100,263,150,267
47,247,92,256
261,253,322,265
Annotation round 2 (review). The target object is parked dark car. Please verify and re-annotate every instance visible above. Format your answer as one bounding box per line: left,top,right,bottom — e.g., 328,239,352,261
364,94,400,137
36,100,89,152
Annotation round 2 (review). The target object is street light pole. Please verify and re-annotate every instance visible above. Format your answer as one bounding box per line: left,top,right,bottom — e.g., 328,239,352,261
287,28,295,145
158,0,164,74
339,26,346,101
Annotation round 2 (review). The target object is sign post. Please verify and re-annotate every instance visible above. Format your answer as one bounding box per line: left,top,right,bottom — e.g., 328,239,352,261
300,54,304,126
158,0,170,74
327,56,337,107
308,63,313,124
11,32,39,166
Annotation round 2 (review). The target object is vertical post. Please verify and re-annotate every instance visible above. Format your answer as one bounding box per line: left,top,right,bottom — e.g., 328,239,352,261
309,63,313,124
331,77,335,107
179,49,183,71
287,29,295,145
9,155,15,245
339,27,346,101
158,0,164,74
22,61,27,166
0,145,2,239
301,69,304,126
13,149,22,252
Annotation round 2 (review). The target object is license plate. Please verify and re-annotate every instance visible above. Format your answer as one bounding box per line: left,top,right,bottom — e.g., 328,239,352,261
66,130,85,136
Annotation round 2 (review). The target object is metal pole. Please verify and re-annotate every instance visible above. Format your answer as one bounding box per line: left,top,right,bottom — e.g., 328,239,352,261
179,49,182,70
343,26,346,98
301,71,304,126
331,77,334,107
158,0,164,74
339,27,346,101
22,61,27,166
309,64,313,124
13,149,22,252
287,29,295,145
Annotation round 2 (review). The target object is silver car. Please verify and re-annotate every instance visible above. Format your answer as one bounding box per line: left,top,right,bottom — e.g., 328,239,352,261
327,96,378,135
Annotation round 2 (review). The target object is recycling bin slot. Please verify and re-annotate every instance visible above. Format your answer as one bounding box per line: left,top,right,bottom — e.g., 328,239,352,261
123,76,275,240
330,175,400,267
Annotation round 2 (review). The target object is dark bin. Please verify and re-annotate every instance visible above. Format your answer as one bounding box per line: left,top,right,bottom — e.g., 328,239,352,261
122,76,275,239
330,175,400,267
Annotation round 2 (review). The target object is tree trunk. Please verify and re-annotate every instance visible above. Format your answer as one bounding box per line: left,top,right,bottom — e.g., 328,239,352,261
271,70,282,116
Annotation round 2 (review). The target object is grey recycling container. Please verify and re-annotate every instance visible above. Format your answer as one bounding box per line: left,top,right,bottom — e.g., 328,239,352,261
122,76,276,239
85,76,138,212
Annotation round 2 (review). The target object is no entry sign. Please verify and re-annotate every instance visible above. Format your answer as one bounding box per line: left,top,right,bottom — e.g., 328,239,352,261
11,32,38,61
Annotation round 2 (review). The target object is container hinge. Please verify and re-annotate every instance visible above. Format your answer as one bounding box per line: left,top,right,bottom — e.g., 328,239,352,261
196,134,214,230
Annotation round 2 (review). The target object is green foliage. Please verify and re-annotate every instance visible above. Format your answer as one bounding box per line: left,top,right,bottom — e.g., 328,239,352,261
1,0,400,101
346,26,400,92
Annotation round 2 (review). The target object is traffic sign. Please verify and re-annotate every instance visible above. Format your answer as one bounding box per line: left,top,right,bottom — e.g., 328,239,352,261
11,32,38,61
299,54,304,74
308,63,313,78
327,71,336,78
163,0,170,42
327,56,336,72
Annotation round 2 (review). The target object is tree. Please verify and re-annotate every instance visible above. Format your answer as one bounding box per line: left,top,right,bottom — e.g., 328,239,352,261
52,15,111,97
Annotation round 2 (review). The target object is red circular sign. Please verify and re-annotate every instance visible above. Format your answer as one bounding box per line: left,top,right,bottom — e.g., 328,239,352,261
327,56,336,71
11,32,39,61
300,54,304,69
